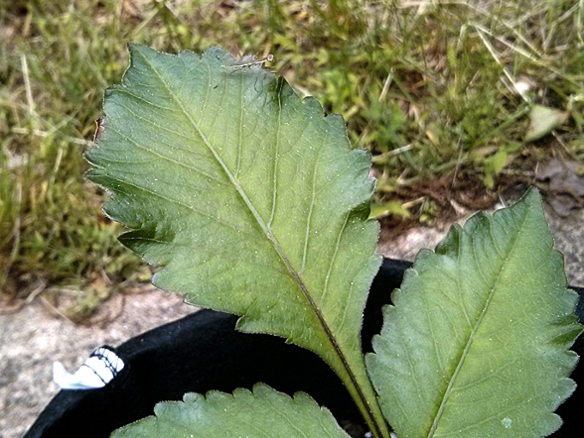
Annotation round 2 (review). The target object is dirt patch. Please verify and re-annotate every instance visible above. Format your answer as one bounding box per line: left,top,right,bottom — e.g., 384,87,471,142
0,287,195,438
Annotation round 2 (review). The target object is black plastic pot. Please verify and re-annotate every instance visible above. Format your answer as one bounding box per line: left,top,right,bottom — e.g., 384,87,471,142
26,258,584,437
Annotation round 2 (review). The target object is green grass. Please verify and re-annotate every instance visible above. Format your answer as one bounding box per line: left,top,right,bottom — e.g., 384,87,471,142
1,0,583,318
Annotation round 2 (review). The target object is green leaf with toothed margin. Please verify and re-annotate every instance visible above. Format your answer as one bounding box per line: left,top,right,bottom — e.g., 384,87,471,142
111,384,351,438
86,45,388,437
366,188,582,437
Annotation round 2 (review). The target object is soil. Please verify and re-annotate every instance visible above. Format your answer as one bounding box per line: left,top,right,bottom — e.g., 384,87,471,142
0,288,196,438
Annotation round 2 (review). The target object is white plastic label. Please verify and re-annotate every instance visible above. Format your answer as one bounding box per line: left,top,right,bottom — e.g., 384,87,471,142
53,346,124,390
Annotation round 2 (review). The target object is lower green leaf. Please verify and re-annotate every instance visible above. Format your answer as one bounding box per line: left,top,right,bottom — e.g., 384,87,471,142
111,383,350,437
366,188,582,437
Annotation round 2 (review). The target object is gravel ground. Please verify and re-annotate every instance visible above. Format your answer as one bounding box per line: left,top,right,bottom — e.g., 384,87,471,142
1,200,583,437
0,288,196,438
379,202,584,286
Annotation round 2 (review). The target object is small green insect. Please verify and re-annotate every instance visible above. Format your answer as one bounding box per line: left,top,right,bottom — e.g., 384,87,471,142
215,54,274,90
222,54,274,70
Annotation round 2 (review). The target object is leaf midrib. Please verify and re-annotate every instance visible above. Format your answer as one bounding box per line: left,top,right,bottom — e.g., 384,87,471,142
427,211,529,437
135,48,380,434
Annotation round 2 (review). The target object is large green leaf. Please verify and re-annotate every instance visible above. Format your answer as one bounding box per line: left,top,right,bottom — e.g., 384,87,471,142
112,384,351,438
366,189,582,437
86,45,387,436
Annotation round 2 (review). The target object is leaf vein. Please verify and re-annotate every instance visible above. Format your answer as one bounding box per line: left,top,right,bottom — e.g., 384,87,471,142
301,148,321,274
102,174,250,236
320,213,350,304
116,88,177,111
268,78,284,228
109,123,228,186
